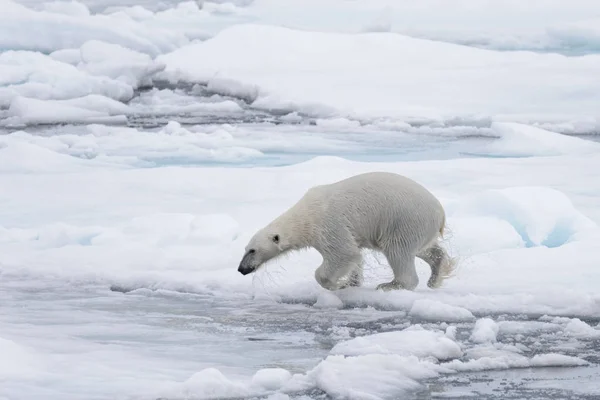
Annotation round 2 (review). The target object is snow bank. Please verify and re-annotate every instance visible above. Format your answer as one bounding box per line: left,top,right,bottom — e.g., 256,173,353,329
476,122,600,157
159,24,600,124
449,186,598,248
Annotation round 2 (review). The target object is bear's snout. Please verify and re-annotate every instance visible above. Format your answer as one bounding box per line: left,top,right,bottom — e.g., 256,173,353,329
238,251,257,275
238,264,255,275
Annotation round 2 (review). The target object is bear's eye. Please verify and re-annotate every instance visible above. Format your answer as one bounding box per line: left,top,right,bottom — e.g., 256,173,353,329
272,234,279,244
248,249,256,254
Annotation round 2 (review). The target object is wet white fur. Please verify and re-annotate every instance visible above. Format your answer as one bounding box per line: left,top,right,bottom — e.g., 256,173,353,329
244,171,455,291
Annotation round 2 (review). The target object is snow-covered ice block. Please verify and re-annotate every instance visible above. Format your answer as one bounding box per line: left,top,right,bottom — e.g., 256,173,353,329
76,40,166,88
159,24,600,123
0,51,133,108
128,88,244,116
0,0,188,56
291,353,449,400
409,299,475,322
3,95,129,127
330,325,463,361
564,318,600,339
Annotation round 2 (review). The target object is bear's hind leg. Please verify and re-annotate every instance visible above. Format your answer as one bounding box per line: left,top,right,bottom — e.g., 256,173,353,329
417,242,455,289
377,249,418,291
338,263,364,289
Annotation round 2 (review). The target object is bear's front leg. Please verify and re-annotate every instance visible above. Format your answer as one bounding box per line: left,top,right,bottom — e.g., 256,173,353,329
315,264,343,291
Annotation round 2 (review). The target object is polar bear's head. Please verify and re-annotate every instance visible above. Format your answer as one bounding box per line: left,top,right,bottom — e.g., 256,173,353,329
237,228,284,275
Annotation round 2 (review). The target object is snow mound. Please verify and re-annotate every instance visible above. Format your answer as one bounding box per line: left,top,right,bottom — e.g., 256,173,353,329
470,318,499,344
450,186,597,248
409,299,475,322
479,122,600,157
251,368,292,391
159,24,600,124
330,325,463,361
174,368,255,399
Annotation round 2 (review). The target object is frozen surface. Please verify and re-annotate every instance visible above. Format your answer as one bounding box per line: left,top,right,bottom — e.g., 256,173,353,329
2,1,600,399
1,127,600,399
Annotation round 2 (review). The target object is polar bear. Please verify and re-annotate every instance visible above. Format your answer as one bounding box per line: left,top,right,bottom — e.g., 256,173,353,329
237,171,455,291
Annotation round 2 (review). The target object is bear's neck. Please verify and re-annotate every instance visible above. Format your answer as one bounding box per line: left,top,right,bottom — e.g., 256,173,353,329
269,205,315,251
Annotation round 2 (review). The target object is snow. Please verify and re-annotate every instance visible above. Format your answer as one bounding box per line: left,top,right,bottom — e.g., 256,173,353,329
313,292,343,309
0,123,264,166
330,325,463,361
159,24,600,127
470,318,500,344
564,318,600,339
2,1,600,399
243,0,600,54
0,0,188,56
476,122,600,157
4,95,129,126
408,299,475,323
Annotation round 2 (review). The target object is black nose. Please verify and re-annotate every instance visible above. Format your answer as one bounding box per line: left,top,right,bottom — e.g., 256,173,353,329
238,265,254,275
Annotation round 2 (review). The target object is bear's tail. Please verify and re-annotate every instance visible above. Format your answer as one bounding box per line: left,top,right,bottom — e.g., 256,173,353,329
426,245,458,289
425,213,458,289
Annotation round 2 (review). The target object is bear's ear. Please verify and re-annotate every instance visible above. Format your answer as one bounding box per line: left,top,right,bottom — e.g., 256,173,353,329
272,234,280,244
